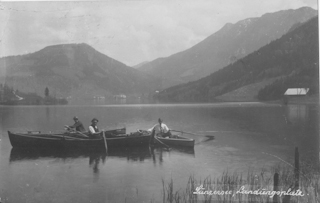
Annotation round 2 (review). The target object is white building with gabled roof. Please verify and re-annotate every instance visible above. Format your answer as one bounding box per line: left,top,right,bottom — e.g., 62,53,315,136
284,88,309,96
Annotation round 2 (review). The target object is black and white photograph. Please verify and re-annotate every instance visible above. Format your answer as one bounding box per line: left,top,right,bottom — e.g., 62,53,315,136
0,0,319,202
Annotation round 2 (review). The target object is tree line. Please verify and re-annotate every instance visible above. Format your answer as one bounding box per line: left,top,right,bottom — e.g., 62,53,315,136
0,84,68,105
257,67,319,100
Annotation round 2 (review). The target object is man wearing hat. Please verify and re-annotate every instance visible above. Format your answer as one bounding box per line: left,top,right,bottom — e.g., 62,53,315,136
65,116,86,132
88,118,100,135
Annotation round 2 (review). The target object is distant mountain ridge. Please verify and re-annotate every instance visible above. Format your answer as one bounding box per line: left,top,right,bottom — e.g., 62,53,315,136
155,16,319,102
138,7,317,88
0,43,160,100
133,61,149,69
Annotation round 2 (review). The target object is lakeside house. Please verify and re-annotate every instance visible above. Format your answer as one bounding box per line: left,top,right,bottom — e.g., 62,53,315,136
114,94,126,99
284,88,310,96
283,88,310,105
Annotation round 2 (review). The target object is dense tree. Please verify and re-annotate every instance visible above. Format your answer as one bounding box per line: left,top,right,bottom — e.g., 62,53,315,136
257,67,319,100
0,84,68,105
45,87,49,97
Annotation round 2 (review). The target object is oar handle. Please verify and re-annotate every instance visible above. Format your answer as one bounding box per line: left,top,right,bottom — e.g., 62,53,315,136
77,131,89,137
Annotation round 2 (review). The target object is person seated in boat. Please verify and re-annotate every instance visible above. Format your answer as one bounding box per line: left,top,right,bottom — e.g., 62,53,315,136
148,118,172,138
88,118,100,138
65,116,86,132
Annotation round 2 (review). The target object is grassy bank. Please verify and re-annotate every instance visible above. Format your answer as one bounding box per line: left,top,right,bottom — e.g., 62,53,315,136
158,164,319,203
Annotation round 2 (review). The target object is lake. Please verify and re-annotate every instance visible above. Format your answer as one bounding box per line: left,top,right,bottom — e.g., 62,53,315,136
0,103,319,203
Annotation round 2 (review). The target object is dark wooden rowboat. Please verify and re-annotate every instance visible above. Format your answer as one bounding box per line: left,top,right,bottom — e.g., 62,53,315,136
138,129,195,148
155,135,195,147
103,130,151,149
8,128,150,150
148,130,195,148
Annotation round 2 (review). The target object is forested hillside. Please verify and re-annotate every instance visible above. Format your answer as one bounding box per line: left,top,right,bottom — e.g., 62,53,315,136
138,7,317,88
155,17,318,103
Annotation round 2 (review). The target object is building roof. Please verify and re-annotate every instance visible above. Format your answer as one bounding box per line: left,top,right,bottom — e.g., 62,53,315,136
284,88,309,96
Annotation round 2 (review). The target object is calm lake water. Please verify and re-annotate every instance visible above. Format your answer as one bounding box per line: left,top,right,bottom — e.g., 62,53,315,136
0,103,319,203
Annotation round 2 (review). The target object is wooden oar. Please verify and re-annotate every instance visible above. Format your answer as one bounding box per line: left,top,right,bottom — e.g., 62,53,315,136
154,136,170,150
76,131,89,138
102,130,108,153
170,130,215,139
62,135,85,140
30,133,85,140
64,126,89,138
59,133,88,140
149,129,170,150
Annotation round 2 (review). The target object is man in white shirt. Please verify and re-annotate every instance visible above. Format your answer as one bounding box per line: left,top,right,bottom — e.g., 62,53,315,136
88,118,99,135
148,118,171,138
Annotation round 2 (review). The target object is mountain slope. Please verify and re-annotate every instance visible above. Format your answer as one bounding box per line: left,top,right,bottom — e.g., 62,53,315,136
138,7,317,88
0,43,161,99
215,77,282,102
132,61,149,69
155,16,318,103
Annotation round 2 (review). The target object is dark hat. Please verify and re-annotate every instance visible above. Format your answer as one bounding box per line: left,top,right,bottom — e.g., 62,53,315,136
73,116,79,120
91,118,99,123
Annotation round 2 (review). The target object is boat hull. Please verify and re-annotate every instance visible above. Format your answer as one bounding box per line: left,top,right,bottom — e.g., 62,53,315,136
155,136,195,147
8,131,105,150
105,135,151,149
8,130,150,150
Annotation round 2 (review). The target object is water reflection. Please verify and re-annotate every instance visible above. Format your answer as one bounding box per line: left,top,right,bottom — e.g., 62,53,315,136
0,106,15,130
150,147,195,166
9,147,155,163
89,152,107,174
9,146,195,163
169,147,195,156
107,147,152,162
283,104,319,169
115,98,126,104
284,104,309,124
9,147,107,162
151,147,164,165
45,106,50,120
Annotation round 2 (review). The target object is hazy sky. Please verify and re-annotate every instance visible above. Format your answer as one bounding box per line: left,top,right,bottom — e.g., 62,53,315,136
0,0,318,66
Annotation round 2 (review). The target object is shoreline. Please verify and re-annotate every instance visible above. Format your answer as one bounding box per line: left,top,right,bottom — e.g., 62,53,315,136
264,94,319,105
0,94,318,106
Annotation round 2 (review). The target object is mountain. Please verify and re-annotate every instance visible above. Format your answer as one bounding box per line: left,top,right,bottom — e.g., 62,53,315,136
133,61,149,69
0,43,161,101
155,16,318,102
138,7,317,88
